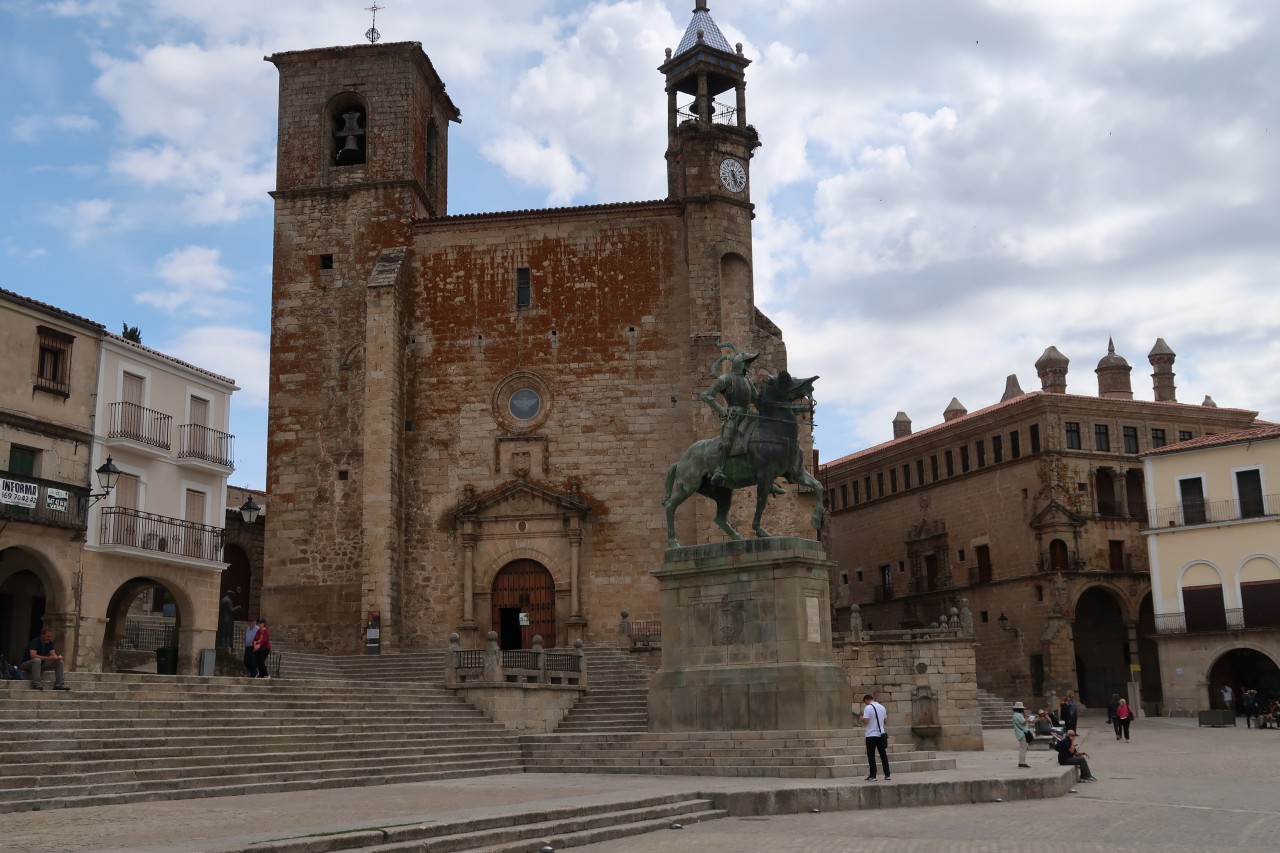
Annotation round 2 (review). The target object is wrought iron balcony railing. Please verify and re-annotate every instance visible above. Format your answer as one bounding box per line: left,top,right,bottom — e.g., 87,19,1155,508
178,423,235,468
1153,608,1261,635
0,472,89,530
108,401,172,450
99,506,224,562
1148,492,1278,529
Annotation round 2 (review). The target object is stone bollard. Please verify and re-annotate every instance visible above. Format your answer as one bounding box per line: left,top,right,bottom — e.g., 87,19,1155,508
444,632,461,687
532,635,545,683
573,638,586,688
482,630,503,683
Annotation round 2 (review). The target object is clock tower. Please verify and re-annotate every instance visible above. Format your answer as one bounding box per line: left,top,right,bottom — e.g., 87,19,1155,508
660,1,764,359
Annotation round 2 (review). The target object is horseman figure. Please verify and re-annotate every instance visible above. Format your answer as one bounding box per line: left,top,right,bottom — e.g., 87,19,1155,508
663,343,825,548
700,342,760,487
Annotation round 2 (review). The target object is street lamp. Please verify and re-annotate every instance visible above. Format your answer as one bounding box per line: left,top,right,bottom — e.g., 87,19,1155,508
997,611,1020,638
88,456,122,506
238,495,261,524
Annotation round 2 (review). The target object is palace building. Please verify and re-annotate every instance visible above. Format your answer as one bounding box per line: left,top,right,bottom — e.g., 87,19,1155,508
820,340,1264,710
261,2,815,653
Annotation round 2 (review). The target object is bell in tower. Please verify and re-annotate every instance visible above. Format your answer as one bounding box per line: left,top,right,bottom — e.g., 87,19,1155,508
659,1,759,199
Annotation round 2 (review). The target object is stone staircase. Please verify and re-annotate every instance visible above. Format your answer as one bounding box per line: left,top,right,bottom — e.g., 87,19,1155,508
552,643,653,734
977,688,1016,729
520,729,952,778
0,671,522,814
217,794,728,853
525,644,956,778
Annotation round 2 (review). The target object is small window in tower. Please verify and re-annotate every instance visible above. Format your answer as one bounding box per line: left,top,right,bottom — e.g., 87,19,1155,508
1029,424,1041,453
320,254,334,271
516,267,531,308
331,99,367,166
338,469,349,481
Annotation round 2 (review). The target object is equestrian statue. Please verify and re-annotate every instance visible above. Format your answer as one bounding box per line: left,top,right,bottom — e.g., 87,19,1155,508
663,342,826,547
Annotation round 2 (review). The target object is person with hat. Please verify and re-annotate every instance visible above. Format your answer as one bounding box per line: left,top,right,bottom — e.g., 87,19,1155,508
1012,701,1032,767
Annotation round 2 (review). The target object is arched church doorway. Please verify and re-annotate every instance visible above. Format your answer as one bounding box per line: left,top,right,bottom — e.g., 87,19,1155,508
102,579,182,674
1207,648,1280,711
491,560,555,650
0,551,50,662
1072,586,1128,706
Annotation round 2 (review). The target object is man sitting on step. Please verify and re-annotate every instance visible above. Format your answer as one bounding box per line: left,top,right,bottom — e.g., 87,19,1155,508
22,628,70,691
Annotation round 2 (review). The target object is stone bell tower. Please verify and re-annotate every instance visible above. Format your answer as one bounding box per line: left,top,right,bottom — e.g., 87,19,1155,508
262,42,460,652
660,1,766,395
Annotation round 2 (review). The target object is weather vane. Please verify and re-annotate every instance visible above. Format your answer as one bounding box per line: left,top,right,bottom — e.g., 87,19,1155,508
365,3,383,44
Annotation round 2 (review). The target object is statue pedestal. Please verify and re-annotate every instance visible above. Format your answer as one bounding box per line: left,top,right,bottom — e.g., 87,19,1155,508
648,537,852,732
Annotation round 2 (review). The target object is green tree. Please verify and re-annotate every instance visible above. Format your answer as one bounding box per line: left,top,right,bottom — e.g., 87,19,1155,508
121,323,142,343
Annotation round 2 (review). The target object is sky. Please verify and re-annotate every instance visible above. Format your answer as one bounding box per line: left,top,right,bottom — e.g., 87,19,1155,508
4,0,1278,491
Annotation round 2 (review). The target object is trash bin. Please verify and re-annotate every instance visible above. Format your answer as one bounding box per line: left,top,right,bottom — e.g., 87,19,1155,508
155,646,179,675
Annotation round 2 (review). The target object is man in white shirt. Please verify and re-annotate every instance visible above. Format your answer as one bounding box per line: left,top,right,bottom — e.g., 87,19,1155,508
1221,684,1234,712
861,693,891,781
244,618,259,677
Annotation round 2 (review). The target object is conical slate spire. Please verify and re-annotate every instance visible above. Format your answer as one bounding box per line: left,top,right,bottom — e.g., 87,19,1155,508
676,1,734,55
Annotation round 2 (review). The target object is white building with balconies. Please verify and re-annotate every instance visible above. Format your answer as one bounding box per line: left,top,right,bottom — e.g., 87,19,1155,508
81,333,239,673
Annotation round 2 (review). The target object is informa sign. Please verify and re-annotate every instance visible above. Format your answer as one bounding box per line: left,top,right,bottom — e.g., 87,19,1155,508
0,479,38,509
45,488,69,513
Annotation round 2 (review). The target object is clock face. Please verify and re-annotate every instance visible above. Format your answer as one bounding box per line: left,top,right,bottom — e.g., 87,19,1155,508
719,157,747,193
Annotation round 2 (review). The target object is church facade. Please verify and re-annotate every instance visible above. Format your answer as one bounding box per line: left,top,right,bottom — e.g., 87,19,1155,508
262,4,815,653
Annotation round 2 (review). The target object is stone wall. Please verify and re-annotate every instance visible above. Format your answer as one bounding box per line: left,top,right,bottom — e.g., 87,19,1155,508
834,628,984,751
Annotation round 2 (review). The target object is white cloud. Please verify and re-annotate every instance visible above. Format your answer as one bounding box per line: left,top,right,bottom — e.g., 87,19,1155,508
43,198,115,246
14,113,99,143
159,325,270,407
482,129,589,206
137,245,242,318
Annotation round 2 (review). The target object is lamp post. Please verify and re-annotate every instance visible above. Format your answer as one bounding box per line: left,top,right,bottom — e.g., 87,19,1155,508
87,456,122,506
997,611,1021,638
238,496,261,524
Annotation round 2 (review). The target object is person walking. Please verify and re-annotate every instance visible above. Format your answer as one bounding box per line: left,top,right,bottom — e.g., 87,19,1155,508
1108,693,1122,740
252,617,272,678
1115,697,1133,741
1242,689,1257,728
1221,683,1234,713
861,693,891,781
243,617,259,677
1012,701,1032,767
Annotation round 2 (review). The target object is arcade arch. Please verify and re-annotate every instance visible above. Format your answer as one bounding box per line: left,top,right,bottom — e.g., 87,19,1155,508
1072,585,1129,706
101,578,188,673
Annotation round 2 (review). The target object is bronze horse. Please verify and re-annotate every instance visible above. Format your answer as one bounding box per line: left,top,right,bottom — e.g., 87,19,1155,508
663,371,826,547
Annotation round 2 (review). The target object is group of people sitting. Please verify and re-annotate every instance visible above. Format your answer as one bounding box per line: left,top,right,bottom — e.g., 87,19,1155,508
1012,699,1098,782
1256,697,1280,728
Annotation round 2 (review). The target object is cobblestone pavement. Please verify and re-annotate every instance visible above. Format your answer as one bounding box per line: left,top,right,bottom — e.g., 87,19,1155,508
570,715,1280,853
8,713,1277,852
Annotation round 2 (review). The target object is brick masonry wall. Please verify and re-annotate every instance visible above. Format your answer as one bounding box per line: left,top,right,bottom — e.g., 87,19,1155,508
835,634,984,751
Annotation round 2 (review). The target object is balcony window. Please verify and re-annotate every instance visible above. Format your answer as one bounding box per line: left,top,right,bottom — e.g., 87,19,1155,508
1179,476,1207,525
1095,424,1111,451
1151,428,1166,448
1236,469,1265,519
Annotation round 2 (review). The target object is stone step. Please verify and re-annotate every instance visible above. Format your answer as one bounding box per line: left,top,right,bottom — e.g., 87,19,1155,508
1,735,522,773
0,748,526,795
0,761,527,814
221,793,725,853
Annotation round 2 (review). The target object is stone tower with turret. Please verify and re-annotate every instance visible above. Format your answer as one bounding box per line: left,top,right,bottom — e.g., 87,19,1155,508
261,7,812,654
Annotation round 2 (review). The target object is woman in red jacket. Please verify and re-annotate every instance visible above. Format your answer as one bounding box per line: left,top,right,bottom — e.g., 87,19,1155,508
252,617,272,678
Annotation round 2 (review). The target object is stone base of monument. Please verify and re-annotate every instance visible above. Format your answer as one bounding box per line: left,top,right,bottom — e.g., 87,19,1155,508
647,537,853,733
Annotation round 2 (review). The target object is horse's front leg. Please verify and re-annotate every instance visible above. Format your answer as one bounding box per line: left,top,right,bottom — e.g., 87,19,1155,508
752,479,772,538
798,469,826,531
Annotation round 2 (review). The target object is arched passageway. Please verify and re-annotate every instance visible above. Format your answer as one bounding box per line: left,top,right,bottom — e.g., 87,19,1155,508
0,555,48,662
1073,586,1128,706
1207,648,1280,711
102,578,183,673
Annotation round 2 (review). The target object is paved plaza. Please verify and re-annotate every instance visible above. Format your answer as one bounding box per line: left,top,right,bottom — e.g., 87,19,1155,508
7,713,1276,853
